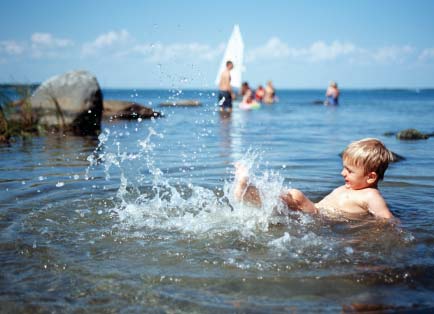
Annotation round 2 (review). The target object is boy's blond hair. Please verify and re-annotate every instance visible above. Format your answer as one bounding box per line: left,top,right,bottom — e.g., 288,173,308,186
342,138,392,180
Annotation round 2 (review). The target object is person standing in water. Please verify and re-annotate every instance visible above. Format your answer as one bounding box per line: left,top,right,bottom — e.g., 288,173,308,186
218,60,234,113
263,80,275,104
325,81,340,105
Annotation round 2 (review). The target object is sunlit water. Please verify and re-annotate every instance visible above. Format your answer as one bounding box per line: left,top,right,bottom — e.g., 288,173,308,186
1,89,434,313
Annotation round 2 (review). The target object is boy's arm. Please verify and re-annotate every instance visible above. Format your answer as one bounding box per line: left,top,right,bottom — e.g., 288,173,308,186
367,190,393,219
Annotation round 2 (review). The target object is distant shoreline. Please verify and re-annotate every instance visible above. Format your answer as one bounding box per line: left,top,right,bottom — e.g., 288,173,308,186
1,84,433,92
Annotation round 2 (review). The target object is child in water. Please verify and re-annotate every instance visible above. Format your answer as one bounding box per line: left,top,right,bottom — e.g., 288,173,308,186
234,138,394,220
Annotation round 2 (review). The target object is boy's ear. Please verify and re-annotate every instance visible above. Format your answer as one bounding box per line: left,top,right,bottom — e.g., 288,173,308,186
366,171,378,184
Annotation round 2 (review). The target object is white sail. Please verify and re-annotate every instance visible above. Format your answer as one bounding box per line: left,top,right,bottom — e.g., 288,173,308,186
215,24,244,88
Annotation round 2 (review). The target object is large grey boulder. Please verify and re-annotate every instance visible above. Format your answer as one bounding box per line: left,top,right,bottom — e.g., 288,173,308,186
31,70,103,135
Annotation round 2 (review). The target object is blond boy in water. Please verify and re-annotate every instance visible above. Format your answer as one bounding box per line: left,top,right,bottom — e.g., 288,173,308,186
234,138,394,220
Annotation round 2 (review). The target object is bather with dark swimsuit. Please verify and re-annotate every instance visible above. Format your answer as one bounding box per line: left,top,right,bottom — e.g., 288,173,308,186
218,90,232,109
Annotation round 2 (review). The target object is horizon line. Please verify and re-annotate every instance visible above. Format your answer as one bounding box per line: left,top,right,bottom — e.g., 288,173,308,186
1,83,433,91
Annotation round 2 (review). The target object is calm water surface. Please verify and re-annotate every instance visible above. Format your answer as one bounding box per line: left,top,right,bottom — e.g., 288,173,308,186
1,89,434,313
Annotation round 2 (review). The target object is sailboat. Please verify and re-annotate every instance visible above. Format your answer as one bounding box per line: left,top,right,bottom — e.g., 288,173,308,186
215,24,244,89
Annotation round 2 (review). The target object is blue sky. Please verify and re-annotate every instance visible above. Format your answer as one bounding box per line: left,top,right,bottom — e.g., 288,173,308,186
1,0,434,88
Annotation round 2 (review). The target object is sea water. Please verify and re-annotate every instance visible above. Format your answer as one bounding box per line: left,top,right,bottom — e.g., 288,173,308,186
1,88,434,313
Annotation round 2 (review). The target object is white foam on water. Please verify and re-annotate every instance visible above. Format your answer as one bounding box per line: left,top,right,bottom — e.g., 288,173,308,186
86,128,298,240
115,164,288,239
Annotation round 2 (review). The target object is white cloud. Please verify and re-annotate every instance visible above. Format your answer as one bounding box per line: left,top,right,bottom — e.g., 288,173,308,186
246,37,293,62
81,29,132,56
246,38,355,63
246,37,419,66
31,32,73,48
0,40,25,55
81,29,225,63
418,48,434,62
306,40,356,62
371,45,414,64
28,32,74,58
0,28,427,71
1,36,73,59
131,42,224,62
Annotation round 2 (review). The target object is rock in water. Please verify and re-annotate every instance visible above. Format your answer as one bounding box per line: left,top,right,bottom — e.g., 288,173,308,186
103,100,161,120
31,70,103,135
390,151,405,162
312,100,325,105
396,128,429,140
159,100,201,107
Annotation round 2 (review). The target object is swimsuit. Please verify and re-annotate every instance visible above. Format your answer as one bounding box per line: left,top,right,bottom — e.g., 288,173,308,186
218,91,232,109
326,95,338,105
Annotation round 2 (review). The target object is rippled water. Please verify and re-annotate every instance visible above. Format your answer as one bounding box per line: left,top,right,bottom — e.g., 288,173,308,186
1,89,434,313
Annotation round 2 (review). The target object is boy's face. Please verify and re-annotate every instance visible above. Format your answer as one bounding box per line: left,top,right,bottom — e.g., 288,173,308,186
341,161,377,190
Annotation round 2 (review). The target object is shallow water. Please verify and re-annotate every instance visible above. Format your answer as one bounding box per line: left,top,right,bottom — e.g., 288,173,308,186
1,89,434,313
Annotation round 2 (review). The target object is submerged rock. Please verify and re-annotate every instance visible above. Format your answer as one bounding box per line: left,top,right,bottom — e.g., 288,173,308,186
159,99,201,107
30,70,103,135
103,100,161,120
396,128,429,140
383,131,396,137
389,151,406,162
312,100,325,105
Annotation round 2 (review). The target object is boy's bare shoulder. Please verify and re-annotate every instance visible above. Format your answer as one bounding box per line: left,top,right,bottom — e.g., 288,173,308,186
361,187,384,199
362,188,393,219
353,187,386,205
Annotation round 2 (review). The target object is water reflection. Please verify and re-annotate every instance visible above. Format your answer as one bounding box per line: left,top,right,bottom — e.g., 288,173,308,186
43,134,99,155
218,111,232,160
218,108,248,163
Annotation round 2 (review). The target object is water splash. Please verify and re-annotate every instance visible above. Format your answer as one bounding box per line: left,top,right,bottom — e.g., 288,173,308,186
86,129,293,239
